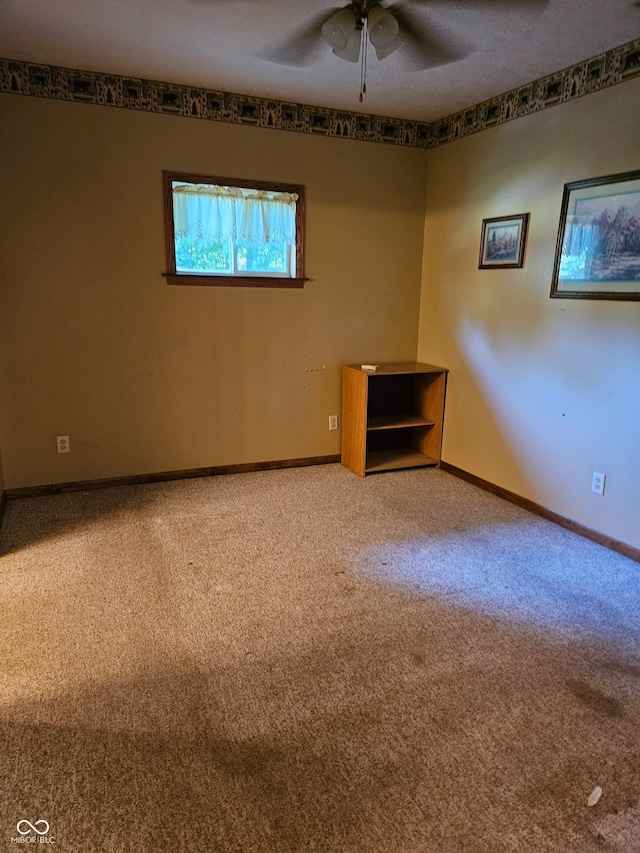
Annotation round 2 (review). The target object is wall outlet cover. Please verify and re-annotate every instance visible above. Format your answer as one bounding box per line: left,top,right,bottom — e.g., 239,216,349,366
592,471,605,495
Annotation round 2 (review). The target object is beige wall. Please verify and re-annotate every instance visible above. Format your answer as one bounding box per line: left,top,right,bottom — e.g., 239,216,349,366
418,77,640,550
0,94,428,488
2,79,639,552
0,358,5,503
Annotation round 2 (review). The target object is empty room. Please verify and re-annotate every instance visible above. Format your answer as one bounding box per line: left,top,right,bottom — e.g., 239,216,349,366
1,0,640,850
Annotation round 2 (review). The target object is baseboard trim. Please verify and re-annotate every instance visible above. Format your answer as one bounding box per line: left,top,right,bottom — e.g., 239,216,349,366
5,454,341,499
9,457,636,562
440,461,640,564
0,490,6,530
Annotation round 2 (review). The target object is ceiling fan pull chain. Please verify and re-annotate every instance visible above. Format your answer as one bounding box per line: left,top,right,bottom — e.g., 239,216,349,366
359,19,368,102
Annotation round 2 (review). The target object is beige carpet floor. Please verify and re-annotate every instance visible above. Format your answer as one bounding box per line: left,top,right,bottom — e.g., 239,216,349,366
1,464,639,852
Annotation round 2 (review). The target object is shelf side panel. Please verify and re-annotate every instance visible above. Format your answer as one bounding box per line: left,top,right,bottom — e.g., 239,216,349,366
413,371,447,462
341,366,368,476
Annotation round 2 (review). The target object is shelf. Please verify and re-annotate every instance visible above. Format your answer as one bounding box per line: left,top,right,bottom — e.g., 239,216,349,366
365,449,439,473
341,362,447,477
367,413,435,431
351,362,446,376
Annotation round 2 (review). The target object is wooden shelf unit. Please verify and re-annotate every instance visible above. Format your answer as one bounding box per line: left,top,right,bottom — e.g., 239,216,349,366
341,362,448,477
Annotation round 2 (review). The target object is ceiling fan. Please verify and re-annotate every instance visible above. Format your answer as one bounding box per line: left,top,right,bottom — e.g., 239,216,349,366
321,1,411,64
192,0,550,102
262,0,550,72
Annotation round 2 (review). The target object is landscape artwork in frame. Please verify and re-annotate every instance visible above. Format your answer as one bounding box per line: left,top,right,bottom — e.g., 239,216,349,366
551,169,640,300
479,213,529,269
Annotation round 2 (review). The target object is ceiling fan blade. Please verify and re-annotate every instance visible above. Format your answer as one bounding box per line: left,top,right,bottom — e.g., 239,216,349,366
261,9,341,66
187,0,261,4
389,5,471,70
409,0,549,8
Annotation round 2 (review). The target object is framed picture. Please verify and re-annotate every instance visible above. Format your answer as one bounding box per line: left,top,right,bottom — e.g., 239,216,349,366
479,213,529,269
551,169,640,300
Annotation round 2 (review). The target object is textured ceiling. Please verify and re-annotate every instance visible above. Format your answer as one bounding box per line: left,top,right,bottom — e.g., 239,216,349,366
0,0,639,122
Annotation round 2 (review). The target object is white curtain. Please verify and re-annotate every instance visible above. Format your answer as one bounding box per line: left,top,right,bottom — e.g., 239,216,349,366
172,183,298,245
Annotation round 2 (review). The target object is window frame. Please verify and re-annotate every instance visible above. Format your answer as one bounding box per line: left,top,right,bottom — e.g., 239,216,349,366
162,171,307,288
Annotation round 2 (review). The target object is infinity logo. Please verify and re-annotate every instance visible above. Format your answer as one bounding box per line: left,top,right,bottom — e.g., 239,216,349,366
17,820,50,836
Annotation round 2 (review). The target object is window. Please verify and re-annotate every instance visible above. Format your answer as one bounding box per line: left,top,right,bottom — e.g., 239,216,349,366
163,172,306,287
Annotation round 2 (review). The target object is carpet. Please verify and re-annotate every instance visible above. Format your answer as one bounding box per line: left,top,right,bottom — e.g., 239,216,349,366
1,465,639,852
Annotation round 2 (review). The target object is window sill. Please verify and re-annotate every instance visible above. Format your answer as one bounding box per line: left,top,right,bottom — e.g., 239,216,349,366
164,273,308,288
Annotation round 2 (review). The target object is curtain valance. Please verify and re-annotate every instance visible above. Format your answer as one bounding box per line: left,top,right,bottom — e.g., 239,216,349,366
172,183,298,245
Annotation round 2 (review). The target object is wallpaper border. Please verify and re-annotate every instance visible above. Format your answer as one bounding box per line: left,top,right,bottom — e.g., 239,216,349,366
1,37,639,149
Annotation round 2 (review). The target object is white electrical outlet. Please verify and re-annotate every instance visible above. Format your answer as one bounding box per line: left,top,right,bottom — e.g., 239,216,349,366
591,471,605,495
328,415,339,431
56,435,70,454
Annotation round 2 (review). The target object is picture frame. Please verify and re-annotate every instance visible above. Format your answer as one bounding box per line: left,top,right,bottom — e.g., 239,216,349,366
478,213,529,269
550,169,640,300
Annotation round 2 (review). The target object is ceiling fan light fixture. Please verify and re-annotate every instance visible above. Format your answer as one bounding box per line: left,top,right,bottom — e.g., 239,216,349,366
367,5,399,49
332,28,362,63
321,7,358,51
373,32,403,61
